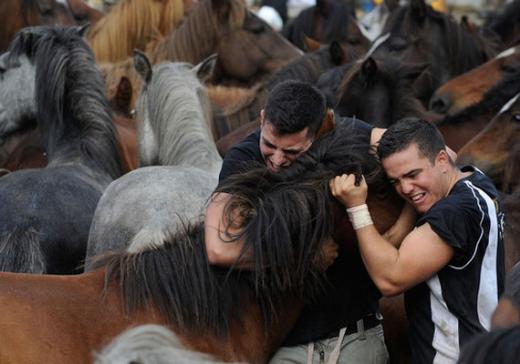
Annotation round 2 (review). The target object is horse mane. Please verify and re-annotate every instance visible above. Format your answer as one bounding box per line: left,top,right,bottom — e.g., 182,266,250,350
216,121,386,286
87,0,185,62
283,1,356,49
149,0,247,64
7,26,122,179
439,64,520,126
138,62,219,172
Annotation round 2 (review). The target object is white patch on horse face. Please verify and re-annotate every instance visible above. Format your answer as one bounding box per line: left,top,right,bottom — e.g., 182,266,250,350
499,93,520,114
495,47,517,60
361,32,390,61
0,54,36,138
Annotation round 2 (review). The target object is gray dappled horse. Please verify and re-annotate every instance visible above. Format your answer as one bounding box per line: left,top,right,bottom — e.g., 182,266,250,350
0,25,122,274
85,52,222,265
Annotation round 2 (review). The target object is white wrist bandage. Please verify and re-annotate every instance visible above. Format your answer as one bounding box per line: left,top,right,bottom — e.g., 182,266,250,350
346,204,374,230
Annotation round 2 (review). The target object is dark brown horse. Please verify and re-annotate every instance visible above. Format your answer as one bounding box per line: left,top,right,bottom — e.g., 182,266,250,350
430,46,520,115
0,123,402,363
282,0,369,52
485,0,520,50
373,0,498,106
0,0,76,52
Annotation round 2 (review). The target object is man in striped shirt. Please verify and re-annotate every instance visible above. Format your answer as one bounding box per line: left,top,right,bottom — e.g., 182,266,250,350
330,118,505,364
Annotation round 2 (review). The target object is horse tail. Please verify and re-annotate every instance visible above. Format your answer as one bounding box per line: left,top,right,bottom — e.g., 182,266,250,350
0,228,46,274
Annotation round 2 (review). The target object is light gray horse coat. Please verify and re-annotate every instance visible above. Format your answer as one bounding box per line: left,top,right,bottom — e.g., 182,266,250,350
86,53,222,266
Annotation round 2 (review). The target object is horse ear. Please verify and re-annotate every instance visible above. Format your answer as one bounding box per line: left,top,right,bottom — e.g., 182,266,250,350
410,0,427,22
194,54,217,82
329,41,345,66
361,57,378,81
114,76,133,114
76,23,90,37
303,36,321,53
133,49,153,83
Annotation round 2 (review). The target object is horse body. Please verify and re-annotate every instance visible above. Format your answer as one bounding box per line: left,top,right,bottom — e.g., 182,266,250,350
0,26,121,274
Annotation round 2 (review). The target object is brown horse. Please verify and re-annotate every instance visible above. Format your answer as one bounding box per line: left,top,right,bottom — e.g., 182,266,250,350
87,0,186,63
0,126,402,363
429,46,520,115
0,0,76,52
148,0,302,85
457,93,520,194
65,0,104,25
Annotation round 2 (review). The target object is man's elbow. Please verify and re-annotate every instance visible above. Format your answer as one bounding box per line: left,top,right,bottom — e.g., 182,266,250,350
205,243,228,266
377,278,407,297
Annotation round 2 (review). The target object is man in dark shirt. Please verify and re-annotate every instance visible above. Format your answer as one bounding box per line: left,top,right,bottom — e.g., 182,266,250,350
205,80,393,363
331,118,505,363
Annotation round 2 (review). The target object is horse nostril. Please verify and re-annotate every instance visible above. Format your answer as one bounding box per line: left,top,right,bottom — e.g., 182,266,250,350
429,94,451,114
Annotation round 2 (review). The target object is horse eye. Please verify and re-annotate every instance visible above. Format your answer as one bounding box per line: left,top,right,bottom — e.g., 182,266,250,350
513,112,520,122
246,15,266,34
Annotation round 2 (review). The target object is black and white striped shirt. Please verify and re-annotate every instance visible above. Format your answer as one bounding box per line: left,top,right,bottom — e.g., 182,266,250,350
405,166,505,364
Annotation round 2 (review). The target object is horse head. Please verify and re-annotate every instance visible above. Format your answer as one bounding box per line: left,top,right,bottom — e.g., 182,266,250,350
334,56,427,127
429,46,520,115
374,0,497,105
133,51,221,175
457,93,520,193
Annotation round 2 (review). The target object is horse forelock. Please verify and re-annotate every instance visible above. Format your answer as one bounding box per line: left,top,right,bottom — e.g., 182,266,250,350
11,26,122,178
88,0,184,62
140,62,220,173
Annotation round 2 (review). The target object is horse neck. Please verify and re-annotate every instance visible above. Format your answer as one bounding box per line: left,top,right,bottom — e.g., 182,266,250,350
149,1,217,64
144,74,222,176
37,47,121,180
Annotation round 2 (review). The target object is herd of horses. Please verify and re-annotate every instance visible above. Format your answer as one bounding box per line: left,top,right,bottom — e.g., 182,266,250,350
0,0,519,362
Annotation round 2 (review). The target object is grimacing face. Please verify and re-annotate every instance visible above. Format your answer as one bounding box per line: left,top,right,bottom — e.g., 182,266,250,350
259,115,313,173
382,143,450,214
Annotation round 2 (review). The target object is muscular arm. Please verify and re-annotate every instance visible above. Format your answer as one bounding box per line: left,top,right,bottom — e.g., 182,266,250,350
354,222,453,296
204,192,254,269
330,174,453,296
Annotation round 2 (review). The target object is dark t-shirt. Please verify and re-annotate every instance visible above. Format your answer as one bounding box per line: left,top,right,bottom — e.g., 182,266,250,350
405,166,505,363
218,117,381,345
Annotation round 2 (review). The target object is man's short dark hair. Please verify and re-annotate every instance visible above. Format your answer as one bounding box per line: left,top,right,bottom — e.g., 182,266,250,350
264,80,326,137
377,118,447,163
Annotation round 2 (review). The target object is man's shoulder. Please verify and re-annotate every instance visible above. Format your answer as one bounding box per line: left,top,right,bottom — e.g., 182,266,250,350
219,129,263,183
